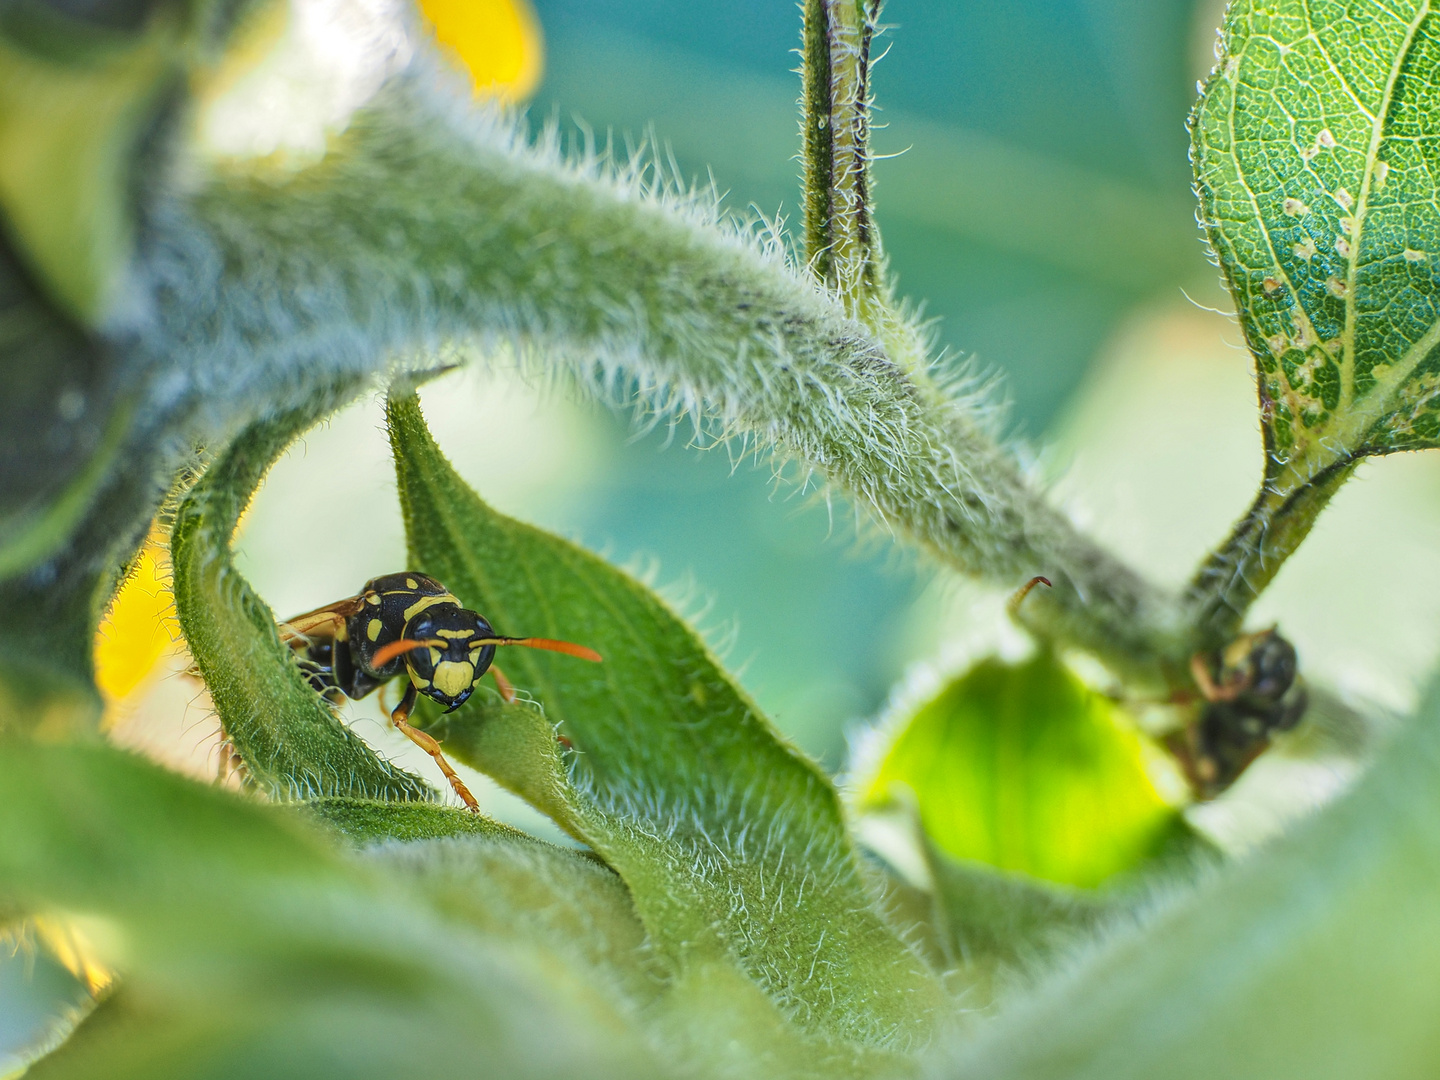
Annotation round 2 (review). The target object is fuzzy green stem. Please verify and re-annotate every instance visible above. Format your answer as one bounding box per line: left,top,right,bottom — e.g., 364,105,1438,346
801,0,882,316
1183,459,1358,650
142,76,1183,685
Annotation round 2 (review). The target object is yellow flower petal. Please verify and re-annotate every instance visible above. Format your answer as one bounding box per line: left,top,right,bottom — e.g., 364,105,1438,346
94,528,180,713
418,0,544,101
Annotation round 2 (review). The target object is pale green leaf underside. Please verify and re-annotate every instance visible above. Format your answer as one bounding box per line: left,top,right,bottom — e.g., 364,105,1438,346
387,392,946,1057
861,652,1184,890
1194,0,1440,490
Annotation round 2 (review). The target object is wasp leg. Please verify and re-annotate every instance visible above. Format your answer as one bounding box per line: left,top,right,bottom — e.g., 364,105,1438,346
390,683,481,812
489,663,517,703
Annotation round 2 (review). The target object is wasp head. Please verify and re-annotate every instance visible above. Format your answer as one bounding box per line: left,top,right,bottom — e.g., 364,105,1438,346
402,604,499,711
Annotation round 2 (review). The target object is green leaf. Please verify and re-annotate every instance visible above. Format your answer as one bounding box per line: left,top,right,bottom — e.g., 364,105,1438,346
1195,0,1440,470
947,676,1440,1080
860,651,1186,889
1189,0,1440,627
923,839,1107,973
387,390,947,1058
0,741,664,1080
301,797,531,845
0,2,178,322
171,391,435,804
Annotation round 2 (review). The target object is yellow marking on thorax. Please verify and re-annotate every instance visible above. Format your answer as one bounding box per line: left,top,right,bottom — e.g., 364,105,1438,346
402,592,459,622
366,618,383,642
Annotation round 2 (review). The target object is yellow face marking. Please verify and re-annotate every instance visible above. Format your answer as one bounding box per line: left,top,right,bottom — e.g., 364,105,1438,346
432,660,475,698
367,618,383,642
402,593,459,623
409,672,431,690
436,628,473,639
406,577,418,589
428,647,442,666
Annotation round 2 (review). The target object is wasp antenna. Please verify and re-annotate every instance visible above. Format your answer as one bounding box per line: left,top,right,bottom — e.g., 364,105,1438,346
1007,575,1052,619
371,638,444,667
477,637,603,663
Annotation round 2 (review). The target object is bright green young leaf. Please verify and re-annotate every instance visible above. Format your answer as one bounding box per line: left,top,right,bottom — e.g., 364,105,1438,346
171,394,435,805
948,676,1440,1080
387,390,947,1059
1189,0,1440,625
0,741,665,1080
860,651,1185,889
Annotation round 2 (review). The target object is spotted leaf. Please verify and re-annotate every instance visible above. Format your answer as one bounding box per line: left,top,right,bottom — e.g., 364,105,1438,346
1192,0,1440,495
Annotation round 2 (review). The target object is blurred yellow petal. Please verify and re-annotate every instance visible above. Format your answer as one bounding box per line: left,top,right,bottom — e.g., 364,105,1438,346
418,0,544,101
28,915,117,997
94,529,180,716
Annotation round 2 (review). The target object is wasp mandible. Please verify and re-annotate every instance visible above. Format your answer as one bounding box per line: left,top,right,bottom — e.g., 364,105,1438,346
279,572,601,811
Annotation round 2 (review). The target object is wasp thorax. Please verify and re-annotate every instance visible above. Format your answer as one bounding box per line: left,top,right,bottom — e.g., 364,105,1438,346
402,604,499,710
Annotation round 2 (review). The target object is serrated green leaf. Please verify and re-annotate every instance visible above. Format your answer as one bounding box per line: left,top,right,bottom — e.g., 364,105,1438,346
1194,0,1440,487
861,651,1185,889
387,390,946,1059
0,741,664,1080
171,393,435,804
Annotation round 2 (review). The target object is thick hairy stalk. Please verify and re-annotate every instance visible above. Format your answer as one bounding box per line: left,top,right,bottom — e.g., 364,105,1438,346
133,72,1182,683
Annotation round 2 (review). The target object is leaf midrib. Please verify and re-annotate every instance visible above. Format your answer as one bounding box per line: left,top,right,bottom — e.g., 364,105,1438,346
1339,0,1434,420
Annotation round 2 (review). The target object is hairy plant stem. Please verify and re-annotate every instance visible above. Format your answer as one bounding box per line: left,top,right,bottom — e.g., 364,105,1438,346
140,76,1187,687
1183,460,1358,650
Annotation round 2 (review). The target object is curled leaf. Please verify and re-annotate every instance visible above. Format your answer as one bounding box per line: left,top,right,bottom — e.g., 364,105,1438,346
171,392,434,804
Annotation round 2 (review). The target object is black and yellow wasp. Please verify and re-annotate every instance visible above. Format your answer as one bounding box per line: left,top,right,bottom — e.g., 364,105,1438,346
279,572,600,811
